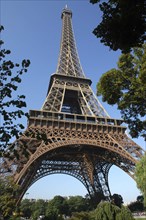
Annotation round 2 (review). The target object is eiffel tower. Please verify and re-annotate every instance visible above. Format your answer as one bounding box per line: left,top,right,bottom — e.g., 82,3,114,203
1,6,144,205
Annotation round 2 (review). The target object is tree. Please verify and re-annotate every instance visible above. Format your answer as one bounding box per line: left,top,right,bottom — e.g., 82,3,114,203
135,154,146,207
0,176,20,219
31,199,47,220
116,205,135,220
90,0,146,53
0,25,30,157
93,201,134,220
137,195,144,203
67,196,89,216
20,199,32,218
45,196,68,219
97,44,146,139
111,194,123,208
128,200,144,212
70,211,92,220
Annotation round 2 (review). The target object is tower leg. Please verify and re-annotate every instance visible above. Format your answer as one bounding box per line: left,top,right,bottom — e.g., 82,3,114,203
81,154,112,205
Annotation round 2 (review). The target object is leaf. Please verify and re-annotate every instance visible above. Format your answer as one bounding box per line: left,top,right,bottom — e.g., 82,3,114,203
19,124,25,129
22,59,31,68
90,0,101,4
5,50,11,54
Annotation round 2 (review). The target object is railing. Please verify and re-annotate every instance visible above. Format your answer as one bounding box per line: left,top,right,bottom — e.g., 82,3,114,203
28,110,124,127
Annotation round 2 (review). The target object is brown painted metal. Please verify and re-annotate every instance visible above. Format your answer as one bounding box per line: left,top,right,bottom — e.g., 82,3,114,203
1,7,145,204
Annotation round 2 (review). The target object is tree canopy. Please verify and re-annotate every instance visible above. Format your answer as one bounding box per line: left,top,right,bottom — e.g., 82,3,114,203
97,44,146,140
135,154,146,207
19,195,93,220
0,25,30,157
0,176,20,219
128,196,144,212
93,201,134,220
0,193,136,220
111,194,123,208
90,0,146,53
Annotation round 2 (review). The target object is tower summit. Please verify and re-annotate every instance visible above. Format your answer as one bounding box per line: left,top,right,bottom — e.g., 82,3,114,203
61,5,72,18
1,7,144,205
42,6,109,116
59,6,83,77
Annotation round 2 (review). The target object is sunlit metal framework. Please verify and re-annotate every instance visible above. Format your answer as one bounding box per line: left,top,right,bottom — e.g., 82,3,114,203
1,7,145,204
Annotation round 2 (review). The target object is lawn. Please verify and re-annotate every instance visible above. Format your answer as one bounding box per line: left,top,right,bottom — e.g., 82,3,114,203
135,218,146,220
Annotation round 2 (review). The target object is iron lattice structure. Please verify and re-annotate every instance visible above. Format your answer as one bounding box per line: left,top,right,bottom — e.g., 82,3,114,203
1,7,145,204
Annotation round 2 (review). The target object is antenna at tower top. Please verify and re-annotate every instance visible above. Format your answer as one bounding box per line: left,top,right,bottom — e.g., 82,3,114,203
61,5,72,20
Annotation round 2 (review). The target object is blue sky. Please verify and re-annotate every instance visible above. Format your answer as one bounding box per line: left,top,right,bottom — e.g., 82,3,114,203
1,0,145,204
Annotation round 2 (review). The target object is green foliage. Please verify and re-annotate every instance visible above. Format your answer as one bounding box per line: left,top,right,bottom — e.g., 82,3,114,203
31,199,47,220
116,205,135,220
90,0,145,52
67,195,90,215
20,199,32,218
111,194,123,208
94,201,120,220
18,195,94,219
97,44,146,139
135,154,146,207
45,207,59,220
46,195,68,217
17,195,136,220
135,219,146,220
0,25,30,156
70,211,92,220
128,200,144,212
137,195,144,203
0,176,20,218
18,195,89,219
93,201,134,220
45,195,91,218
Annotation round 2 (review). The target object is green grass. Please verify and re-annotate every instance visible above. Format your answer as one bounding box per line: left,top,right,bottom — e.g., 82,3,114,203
135,218,146,220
